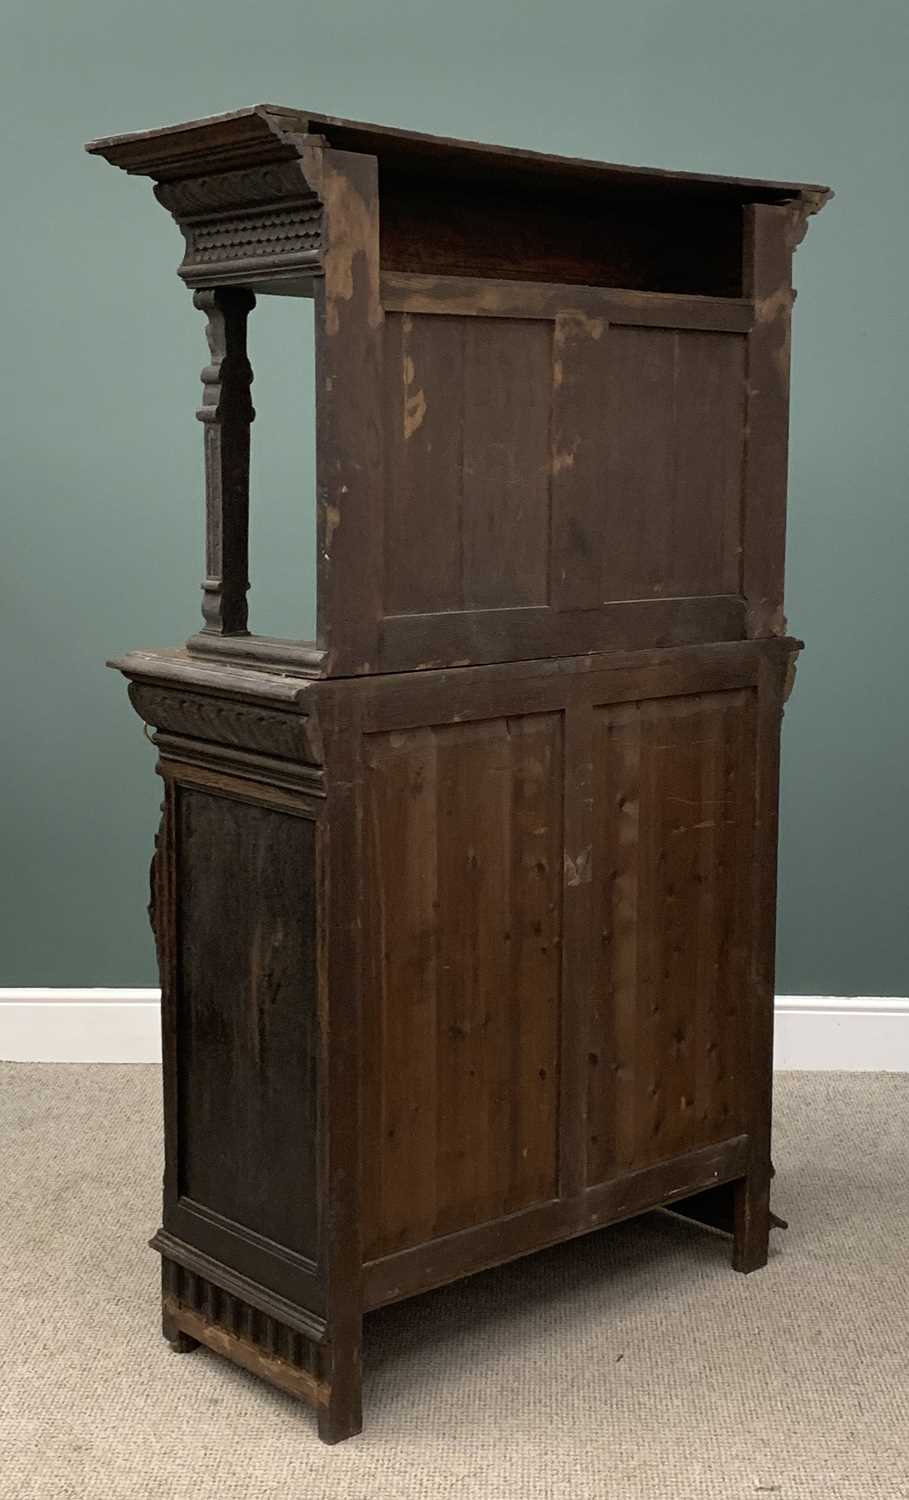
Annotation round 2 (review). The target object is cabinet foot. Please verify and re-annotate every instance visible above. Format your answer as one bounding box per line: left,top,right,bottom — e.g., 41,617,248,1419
732,1173,771,1274
318,1339,362,1444
318,1400,363,1445
162,1304,200,1353
664,1167,784,1274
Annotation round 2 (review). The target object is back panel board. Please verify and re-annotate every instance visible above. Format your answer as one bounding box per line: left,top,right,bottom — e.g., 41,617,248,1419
361,671,762,1262
379,299,750,671
587,689,755,1181
362,712,564,1258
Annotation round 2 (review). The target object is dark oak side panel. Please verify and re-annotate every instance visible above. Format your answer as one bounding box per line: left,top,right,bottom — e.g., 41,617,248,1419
175,787,320,1262
362,711,563,1258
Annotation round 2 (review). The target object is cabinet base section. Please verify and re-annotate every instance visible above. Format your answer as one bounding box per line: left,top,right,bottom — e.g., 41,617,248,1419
363,1132,755,1309
160,1255,328,1402
162,1293,329,1409
154,1243,361,1442
150,1134,774,1442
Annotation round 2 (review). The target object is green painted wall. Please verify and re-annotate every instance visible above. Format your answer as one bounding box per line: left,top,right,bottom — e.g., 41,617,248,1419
2,0,906,992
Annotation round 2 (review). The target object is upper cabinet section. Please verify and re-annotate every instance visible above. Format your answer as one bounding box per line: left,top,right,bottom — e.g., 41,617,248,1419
87,106,830,677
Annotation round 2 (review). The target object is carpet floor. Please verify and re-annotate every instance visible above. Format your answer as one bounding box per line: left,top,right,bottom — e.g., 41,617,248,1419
1,1066,907,1498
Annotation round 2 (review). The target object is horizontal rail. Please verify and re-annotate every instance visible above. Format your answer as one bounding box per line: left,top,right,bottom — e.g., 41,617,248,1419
381,272,754,332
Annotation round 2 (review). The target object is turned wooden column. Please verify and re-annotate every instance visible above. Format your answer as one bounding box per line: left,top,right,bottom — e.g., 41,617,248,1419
193,286,256,638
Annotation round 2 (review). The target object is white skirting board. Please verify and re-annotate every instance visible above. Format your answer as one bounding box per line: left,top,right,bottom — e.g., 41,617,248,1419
0,991,907,1069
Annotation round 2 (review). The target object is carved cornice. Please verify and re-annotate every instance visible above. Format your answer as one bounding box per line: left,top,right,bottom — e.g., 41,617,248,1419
154,159,310,216
86,107,324,289
85,104,315,180
154,161,322,289
783,186,834,250
87,102,833,285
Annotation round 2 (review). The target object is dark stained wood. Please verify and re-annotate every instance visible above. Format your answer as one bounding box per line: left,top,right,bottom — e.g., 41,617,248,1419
91,107,827,679
381,273,755,330
173,787,319,1260
505,716,564,1210
551,324,748,610
733,649,787,1272
363,1132,751,1310
587,691,755,1183
379,169,747,294
313,147,384,677
605,328,746,600
362,724,441,1251
151,1227,328,1342
663,1180,737,1237
379,598,747,673
461,317,552,608
558,702,594,1198
383,310,466,614
362,712,562,1256
382,311,552,614
163,1297,329,1408
742,204,797,637
191,287,256,638
315,687,365,1442
93,104,826,1441
86,103,829,207
550,308,609,610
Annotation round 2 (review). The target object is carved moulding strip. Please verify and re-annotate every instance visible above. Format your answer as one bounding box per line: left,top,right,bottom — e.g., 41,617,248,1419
127,680,323,766
184,631,327,674
154,1229,327,1344
154,734,326,800
154,160,322,289
108,648,317,705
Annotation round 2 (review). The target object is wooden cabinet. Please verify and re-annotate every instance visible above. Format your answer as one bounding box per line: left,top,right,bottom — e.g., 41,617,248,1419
87,106,829,1442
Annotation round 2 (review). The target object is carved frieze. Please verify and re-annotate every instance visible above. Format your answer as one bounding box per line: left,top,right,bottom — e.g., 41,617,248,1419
154,161,322,288
127,682,323,766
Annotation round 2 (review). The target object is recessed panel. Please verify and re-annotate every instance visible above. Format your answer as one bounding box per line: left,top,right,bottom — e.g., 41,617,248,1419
553,324,746,608
383,312,553,615
600,327,746,601
363,712,564,1257
587,689,756,1183
176,789,319,1260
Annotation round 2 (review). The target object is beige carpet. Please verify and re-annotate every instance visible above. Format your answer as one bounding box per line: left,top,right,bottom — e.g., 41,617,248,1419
1,1066,907,1499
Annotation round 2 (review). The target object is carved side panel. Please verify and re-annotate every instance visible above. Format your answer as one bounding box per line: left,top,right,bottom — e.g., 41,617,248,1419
173,787,320,1262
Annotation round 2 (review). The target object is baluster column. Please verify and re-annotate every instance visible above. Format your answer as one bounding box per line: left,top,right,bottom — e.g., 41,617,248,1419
194,287,256,636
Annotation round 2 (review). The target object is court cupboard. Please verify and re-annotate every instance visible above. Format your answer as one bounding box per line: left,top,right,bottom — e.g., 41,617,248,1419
86,106,830,1442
